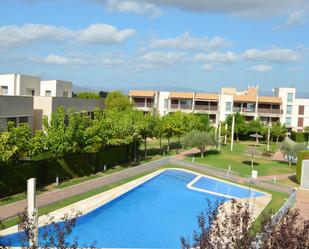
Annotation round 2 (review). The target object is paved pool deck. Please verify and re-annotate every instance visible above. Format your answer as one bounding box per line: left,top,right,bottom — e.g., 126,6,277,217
0,168,270,237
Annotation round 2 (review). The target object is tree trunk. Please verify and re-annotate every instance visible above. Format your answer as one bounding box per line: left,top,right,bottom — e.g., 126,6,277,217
237,133,239,141
167,137,170,152
159,136,162,151
276,136,279,144
134,140,137,162
201,150,204,158
144,137,147,159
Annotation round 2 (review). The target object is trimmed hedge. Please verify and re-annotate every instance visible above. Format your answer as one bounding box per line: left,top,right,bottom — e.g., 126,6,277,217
291,131,309,143
296,150,309,184
0,145,135,198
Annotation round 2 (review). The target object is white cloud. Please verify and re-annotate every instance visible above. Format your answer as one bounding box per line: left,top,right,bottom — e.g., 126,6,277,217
243,48,300,63
78,23,135,44
150,32,229,51
284,11,307,27
43,54,86,65
249,64,272,72
195,51,239,64
202,64,224,72
142,51,185,65
104,0,161,17
0,23,135,47
99,0,309,17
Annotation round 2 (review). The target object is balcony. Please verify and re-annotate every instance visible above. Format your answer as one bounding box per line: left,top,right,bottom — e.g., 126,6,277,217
134,102,154,109
195,105,218,111
233,107,256,113
170,104,192,110
258,108,283,115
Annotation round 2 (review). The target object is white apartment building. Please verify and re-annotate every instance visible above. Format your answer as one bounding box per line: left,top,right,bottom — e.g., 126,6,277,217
40,80,73,97
0,73,40,96
0,73,103,131
129,86,309,131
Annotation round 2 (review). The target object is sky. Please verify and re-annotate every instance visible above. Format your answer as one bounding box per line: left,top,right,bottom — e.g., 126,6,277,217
0,0,309,93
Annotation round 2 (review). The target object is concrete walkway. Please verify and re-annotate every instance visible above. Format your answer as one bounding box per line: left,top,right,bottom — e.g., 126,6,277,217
294,188,309,220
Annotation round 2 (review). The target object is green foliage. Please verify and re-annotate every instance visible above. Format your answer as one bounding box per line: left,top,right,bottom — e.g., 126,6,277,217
104,91,133,111
183,130,216,158
0,122,32,162
76,92,100,99
296,150,309,184
226,113,246,140
280,139,306,166
185,113,210,132
246,117,265,136
291,131,307,143
271,122,288,143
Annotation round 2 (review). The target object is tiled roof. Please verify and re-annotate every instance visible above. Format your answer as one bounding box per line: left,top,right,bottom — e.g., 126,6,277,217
169,92,194,99
129,90,156,97
195,93,219,101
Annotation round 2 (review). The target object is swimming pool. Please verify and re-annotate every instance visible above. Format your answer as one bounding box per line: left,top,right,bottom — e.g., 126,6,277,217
0,169,264,248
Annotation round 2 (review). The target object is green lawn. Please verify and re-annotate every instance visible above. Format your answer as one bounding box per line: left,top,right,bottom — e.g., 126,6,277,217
186,142,295,177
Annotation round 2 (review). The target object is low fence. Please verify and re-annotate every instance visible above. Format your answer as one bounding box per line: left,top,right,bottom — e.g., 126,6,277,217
0,157,170,220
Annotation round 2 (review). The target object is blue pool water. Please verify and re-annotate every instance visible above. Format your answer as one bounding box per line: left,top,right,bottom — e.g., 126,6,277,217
0,170,264,248
192,176,264,198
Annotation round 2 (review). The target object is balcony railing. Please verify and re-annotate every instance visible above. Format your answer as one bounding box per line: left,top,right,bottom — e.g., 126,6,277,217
170,104,192,110
258,108,283,114
233,107,256,113
195,105,218,111
134,102,153,108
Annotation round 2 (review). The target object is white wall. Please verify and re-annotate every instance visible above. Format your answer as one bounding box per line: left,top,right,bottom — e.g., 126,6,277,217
18,74,41,96
218,94,233,122
157,91,170,116
40,80,72,97
0,74,16,95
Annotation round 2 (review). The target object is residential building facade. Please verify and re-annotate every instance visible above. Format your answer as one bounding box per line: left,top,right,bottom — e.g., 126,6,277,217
129,86,309,131
0,73,103,132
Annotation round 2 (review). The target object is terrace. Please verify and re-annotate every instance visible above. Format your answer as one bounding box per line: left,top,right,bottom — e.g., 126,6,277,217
258,96,283,117
169,92,193,111
194,93,219,114
233,95,257,116
129,90,156,111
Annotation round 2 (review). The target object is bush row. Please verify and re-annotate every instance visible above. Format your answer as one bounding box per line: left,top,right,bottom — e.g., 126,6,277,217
296,150,309,184
0,145,134,198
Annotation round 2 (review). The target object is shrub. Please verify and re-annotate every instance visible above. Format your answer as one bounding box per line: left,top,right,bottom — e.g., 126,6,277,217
291,131,305,142
296,150,309,184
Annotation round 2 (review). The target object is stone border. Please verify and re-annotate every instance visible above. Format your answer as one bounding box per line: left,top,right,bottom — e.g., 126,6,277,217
0,168,271,237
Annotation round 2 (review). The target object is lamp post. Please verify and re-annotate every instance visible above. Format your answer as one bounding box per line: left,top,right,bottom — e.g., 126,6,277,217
231,115,235,151
218,122,222,151
27,178,38,247
267,123,271,151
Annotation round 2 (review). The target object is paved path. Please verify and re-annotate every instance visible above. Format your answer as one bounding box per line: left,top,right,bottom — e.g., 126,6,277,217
294,188,309,220
257,173,295,181
173,148,200,160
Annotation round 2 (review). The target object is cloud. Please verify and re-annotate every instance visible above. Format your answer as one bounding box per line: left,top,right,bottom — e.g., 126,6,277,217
249,64,272,72
43,54,86,65
288,67,301,72
98,0,309,18
243,48,300,63
194,51,239,64
103,0,161,17
150,32,229,51
276,11,308,29
202,64,224,72
142,51,185,65
0,23,135,47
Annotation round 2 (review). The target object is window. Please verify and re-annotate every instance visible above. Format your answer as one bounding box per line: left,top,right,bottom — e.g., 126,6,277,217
45,90,51,97
26,88,35,96
0,86,8,95
287,93,293,103
298,118,304,127
299,105,305,115
285,117,292,127
226,102,232,112
286,105,292,115
19,117,28,124
63,91,68,97
164,99,169,109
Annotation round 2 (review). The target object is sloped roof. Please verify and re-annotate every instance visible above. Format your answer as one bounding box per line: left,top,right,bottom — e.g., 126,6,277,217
233,95,257,102
169,92,194,99
195,93,219,101
129,90,156,97
258,96,282,104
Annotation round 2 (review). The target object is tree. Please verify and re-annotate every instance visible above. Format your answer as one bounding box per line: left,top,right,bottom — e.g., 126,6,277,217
153,115,164,153
0,122,32,162
181,199,309,249
280,139,306,166
183,130,216,158
76,92,100,99
246,118,265,141
185,113,210,132
139,114,156,158
226,113,246,141
104,91,133,111
271,122,288,143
